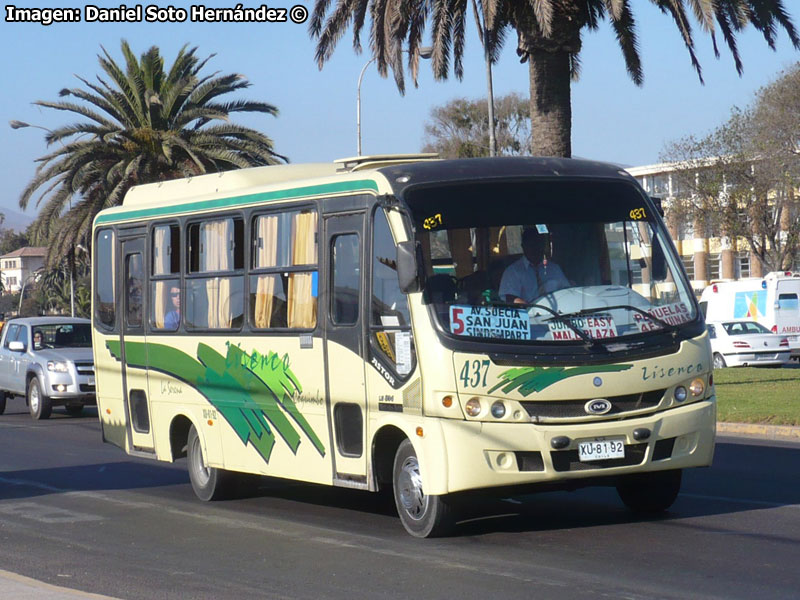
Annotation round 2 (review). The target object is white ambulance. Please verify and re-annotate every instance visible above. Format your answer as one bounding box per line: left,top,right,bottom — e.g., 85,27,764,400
699,272,800,358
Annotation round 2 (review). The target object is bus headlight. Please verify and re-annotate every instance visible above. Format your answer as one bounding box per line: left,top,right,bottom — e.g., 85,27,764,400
674,386,687,402
689,378,705,397
490,401,506,419
465,398,482,417
48,361,69,373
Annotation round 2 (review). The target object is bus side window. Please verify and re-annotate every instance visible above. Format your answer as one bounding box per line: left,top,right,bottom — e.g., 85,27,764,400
95,229,116,329
370,210,416,378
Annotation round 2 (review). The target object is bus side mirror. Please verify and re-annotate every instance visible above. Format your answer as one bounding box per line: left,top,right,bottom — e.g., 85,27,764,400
397,241,422,294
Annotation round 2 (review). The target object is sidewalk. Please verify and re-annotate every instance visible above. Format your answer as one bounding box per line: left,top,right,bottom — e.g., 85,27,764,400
717,421,800,441
0,570,118,600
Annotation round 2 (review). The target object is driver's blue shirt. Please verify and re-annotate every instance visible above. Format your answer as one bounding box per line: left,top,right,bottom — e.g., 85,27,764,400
499,257,568,302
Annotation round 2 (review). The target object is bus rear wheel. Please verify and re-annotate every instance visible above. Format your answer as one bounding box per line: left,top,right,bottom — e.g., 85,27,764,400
393,439,454,538
187,425,234,501
616,469,682,514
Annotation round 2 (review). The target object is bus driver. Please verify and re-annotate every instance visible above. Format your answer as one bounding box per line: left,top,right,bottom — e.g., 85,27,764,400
499,228,569,304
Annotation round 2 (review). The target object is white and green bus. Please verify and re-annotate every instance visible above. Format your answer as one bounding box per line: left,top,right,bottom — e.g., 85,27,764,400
91,155,715,537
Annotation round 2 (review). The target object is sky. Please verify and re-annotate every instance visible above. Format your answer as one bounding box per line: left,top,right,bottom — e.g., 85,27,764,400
2,1,799,222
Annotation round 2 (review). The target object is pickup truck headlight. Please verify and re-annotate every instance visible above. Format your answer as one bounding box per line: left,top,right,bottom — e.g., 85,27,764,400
47,361,69,373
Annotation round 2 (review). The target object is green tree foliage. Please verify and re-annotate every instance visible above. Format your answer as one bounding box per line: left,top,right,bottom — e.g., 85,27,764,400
422,93,530,158
18,40,286,267
662,63,800,272
310,1,799,158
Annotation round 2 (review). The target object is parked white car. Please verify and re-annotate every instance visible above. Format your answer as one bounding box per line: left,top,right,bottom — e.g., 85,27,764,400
707,320,791,368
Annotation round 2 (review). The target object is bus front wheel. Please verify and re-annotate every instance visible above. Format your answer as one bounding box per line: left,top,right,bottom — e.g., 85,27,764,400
393,439,454,538
616,469,682,514
187,425,234,501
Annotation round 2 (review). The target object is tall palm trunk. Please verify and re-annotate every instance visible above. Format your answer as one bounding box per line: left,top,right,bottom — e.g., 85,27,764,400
528,49,572,157
516,5,583,158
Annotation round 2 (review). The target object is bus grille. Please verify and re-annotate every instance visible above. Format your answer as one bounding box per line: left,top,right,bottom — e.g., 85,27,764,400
519,389,665,422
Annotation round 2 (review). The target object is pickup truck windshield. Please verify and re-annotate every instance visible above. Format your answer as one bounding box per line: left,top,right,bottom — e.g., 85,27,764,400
406,179,696,345
32,324,92,349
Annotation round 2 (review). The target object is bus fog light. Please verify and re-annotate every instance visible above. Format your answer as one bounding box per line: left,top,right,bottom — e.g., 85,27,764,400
490,401,506,419
689,378,705,397
465,398,481,417
674,386,688,402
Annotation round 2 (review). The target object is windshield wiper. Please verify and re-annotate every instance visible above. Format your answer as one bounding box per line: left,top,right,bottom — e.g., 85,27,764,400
558,304,680,336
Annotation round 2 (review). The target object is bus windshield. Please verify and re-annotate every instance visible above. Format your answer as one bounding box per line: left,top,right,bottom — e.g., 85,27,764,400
406,179,696,345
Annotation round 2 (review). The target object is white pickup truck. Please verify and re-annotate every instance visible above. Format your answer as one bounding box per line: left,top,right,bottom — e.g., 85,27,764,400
0,317,95,419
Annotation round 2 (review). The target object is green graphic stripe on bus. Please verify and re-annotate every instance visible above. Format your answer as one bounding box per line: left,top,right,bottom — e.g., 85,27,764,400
105,340,326,463
488,364,634,397
95,179,378,224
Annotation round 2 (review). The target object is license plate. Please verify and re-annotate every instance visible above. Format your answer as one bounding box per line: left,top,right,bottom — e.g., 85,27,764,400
578,438,625,462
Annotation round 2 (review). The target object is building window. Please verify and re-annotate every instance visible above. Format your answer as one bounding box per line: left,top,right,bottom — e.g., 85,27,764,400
737,254,751,278
708,253,721,280
681,255,695,280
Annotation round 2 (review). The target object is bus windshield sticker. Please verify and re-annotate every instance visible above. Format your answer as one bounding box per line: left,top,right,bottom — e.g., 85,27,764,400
423,213,443,230
548,314,618,340
629,208,647,220
395,331,412,375
449,305,531,340
635,302,692,332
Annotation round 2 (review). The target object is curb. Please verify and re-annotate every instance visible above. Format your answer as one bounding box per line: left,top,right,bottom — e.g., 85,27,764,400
0,570,119,599
717,422,800,441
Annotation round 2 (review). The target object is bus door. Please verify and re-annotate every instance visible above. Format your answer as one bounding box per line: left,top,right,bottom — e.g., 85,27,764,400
120,237,155,452
324,211,368,485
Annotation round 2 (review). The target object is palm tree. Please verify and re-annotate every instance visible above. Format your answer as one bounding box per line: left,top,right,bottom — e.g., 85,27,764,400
309,1,799,158
18,40,286,266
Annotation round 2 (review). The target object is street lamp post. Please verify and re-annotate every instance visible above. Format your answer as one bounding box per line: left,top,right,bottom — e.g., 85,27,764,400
9,119,76,316
356,47,433,156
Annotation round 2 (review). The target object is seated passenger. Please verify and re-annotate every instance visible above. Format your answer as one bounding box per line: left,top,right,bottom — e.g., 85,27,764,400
499,229,569,304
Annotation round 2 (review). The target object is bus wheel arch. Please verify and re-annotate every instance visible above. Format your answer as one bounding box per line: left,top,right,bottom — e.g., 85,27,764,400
372,425,407,493
169,414,193,460
187,423,235,501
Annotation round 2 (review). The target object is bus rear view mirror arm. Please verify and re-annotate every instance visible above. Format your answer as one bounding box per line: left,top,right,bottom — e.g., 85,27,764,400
397,240,422,294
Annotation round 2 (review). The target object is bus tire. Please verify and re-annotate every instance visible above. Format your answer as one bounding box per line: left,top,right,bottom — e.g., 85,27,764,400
187,425,233,501
616,469,682,514
28,377,52,420
393,438,454,538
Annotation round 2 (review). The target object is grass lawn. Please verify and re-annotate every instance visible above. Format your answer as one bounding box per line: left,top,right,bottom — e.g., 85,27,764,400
714,366,800,425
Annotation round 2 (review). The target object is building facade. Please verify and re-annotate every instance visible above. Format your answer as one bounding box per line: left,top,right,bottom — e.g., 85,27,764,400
0,247,46,293
626,163,765,295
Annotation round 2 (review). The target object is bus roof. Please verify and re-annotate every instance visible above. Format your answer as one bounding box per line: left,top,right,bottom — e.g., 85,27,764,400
94,155,635,226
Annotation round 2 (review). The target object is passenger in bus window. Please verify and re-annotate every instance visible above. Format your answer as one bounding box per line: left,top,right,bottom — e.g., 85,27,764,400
499,229,569,304
164,285,181,330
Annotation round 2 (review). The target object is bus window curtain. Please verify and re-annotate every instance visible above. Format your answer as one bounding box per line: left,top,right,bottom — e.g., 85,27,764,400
153,227,169,329
254,216,279,328
201,219,233,328
288,211,317,328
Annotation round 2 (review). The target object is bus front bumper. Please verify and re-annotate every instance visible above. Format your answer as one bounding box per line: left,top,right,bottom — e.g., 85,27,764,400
432,397,716,495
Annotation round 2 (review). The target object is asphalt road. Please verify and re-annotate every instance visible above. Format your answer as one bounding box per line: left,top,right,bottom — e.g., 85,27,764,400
1,398,799,600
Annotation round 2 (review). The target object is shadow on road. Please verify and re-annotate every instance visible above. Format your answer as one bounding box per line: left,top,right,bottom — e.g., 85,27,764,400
0,461,188,501
1,439,798,538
